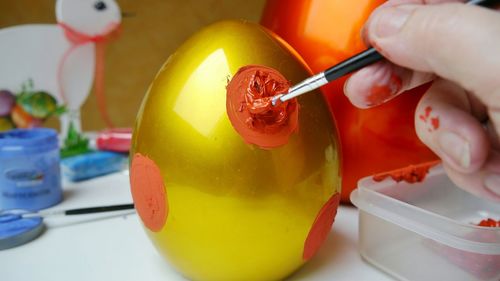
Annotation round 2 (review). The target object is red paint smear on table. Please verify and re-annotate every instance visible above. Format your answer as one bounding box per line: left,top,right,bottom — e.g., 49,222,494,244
477,218,500,227
372,160,441,183
130,153,168,232
366,74,402,107
303,193,340,260
226,65,299,149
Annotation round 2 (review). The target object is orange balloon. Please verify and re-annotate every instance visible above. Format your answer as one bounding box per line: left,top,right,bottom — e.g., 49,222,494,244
261,0,438,203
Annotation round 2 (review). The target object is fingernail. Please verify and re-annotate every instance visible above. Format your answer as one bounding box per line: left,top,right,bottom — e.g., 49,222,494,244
372,6,413,38
437,131,471,169
360,26,369,46
484,174,500,196
365,73,402,107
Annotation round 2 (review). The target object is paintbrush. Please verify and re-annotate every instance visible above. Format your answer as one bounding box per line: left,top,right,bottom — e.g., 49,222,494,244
13,203,135,218
272,0,499,105
0,203,135,250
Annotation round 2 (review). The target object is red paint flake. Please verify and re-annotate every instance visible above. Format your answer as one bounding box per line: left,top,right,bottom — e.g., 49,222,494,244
477,218,500,227
419,106,432,122
424,106,432,117
303,193,340,260
419,106,440,132
372,160,441,183
431,117,440,130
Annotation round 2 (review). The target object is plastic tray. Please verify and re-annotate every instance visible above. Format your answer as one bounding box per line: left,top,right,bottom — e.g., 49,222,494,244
351,164,500,281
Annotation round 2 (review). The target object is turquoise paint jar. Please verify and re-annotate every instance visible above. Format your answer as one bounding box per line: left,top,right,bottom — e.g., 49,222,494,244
0,128,62,211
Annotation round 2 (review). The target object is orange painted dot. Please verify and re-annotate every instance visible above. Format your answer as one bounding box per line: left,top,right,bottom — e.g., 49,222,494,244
303,193,340,260
130,153,167,232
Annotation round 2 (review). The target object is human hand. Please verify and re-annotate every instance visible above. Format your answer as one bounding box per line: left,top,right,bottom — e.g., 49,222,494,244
344,0,500,201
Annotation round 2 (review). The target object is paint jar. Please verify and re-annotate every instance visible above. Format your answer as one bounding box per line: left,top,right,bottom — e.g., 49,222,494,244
351,164,500,281
95,128,132,152
0,128,62,211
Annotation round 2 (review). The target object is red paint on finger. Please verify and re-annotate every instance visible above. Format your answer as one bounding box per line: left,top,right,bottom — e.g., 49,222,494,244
367,85,392,106
419,106,440,132
303,193,340,260
419,106,432,122
366,74,402,107
130,153,168,232
431,117,440,130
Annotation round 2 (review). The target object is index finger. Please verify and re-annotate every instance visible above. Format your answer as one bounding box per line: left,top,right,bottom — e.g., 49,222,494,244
364,2,500,104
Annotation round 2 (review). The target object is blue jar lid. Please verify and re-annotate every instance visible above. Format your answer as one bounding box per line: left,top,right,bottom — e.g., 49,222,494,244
0,214,44,250
0,128,58,154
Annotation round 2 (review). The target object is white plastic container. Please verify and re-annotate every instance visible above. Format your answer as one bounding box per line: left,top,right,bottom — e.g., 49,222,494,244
351,164,500,281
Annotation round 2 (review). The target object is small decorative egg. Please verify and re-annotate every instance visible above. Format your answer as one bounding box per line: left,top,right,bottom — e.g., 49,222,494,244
11,105,43,128
130,20,341,281
0,116,14,131
17,91,58,119
0,90,15,117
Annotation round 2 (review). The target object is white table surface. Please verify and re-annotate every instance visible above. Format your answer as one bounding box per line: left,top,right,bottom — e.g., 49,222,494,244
0,171,392,281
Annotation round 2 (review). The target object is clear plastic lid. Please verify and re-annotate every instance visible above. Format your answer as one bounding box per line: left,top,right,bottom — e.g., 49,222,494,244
351,164,500,255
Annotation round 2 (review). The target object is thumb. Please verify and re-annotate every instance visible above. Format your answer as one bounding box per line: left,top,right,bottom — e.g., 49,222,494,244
365,2,500,104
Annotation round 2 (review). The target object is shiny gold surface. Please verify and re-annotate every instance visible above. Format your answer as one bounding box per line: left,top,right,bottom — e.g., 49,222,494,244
131,20,340,281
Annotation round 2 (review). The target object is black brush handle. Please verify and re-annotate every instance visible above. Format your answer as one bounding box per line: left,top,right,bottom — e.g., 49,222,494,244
65,203,135,215
323,0,496,82
324,48,382,82
467,0,498,7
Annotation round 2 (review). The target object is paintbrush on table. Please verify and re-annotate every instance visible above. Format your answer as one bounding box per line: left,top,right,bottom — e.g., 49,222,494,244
14,203,135,218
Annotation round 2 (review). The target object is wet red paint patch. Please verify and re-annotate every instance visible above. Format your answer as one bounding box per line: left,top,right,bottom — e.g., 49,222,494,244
130,153,168,232
366,74,402,107
226,65,299,149
303,193,340,260
372,160,441,183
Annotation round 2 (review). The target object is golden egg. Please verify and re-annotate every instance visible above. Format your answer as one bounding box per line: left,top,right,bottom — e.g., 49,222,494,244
130,20,341,281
